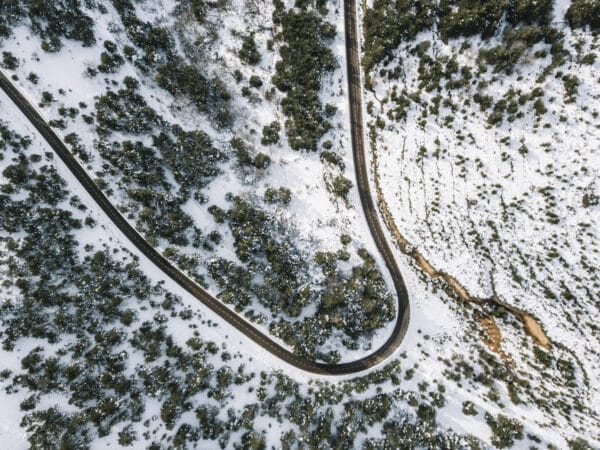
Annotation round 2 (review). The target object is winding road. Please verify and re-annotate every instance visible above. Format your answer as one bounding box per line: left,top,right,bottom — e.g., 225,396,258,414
0,0,409,375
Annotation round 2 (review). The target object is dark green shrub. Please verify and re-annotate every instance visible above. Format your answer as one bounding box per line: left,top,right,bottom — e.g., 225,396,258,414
562,74,579,103
566,0,600,31
319,151,345,169
331,175,352,200
261,121,281,145
1,51,18,70
485,413,524,449
97,41,124,73
239,33,261,65
249,75,263,88
253,153,271,169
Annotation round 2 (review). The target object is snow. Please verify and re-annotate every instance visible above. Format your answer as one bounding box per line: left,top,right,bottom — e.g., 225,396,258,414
0,0,402,361
1,0,598,447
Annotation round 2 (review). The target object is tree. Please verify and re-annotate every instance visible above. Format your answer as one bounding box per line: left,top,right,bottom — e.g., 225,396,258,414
261,121,281,145
485,413,524,448
239,33,261,65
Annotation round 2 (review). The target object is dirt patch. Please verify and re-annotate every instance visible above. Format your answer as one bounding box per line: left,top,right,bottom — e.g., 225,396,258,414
479,316,515,365
522,314,551,349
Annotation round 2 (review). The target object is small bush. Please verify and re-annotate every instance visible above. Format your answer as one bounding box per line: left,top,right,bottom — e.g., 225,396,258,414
264,187,292,205
249,75,263,88
1,51,18,70
331,175,352,200
261,121,281,145
239,33,261,65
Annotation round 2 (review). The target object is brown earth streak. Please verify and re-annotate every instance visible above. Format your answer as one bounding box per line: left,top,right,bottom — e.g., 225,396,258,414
479,316,515,365
366,127,551,352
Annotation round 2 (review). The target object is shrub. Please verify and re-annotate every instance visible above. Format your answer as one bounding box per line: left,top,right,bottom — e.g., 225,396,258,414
485,413,524,448
566,0,600,31
461,401,477,416
239,33,261,65
580,53,596,65
1,51,18,70
264,187,292,205
253,153,271,169
533,98,547,116
26,72,39,84
320,151,345,169
331,175,352,200
563,74,579,103
97,41,124,73
249,75,263,88
261,121,281,145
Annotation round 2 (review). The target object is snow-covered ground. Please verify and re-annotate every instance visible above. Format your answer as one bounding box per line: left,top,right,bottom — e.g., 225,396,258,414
0,0,399,360
362,0,599,445
0,0,598,447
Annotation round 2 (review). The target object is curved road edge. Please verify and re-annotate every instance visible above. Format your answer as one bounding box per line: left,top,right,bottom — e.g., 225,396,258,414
344,0,411,367
0,0,409,375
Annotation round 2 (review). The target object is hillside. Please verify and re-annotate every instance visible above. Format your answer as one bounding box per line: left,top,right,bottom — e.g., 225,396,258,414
0,0,598,448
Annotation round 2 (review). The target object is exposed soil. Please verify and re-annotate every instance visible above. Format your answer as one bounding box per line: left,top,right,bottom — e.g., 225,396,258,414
479,316,515,365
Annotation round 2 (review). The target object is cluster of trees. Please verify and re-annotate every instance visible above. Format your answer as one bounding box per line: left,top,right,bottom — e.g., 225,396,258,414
208,196,310,317
94,80,227,250
154,126,227,195
0,1,22,38
363,0,435,75
0,0,95,50
109,0,231,125
472,85,552,126
95,76,160,135
1,50,18,69
370,1,577,128
437,0,553,41
271,245,395,360
110,0,174,67
207,198,395,361
97,40,124,73
127,188,194,246
477,25,562,75
0,128,255,447
239,33,261,65
363,0,557,75
484,413,524,448
264,186,292,205
231,137,271,170
261,121,281,145
156,59,232,128
272,2,336,151
566,0,600,31
4,121,588,450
